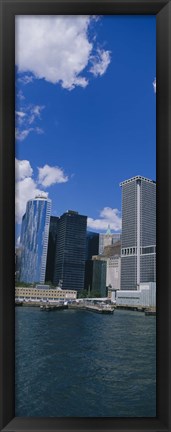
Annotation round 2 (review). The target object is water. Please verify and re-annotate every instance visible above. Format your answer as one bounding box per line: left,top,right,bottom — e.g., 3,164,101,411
15,307,156,417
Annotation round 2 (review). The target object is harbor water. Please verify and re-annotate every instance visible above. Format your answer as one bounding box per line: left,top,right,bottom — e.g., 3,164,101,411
15,307,156,417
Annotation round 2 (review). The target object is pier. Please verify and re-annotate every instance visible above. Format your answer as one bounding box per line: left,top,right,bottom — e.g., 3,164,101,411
68,303,114,314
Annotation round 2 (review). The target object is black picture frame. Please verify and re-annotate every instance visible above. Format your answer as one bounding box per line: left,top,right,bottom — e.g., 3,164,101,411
0,0,171,431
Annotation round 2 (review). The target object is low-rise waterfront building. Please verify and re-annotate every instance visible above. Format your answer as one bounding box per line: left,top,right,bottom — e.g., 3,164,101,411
15,287,77,303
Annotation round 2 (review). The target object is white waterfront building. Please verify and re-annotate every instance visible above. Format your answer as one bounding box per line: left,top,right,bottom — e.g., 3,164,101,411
113,282,156,308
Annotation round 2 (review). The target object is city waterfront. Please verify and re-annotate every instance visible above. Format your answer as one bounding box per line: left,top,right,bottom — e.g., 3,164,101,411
15,307,156,417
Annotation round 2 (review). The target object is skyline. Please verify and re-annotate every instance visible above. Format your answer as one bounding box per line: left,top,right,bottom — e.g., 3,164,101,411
15,15,156,237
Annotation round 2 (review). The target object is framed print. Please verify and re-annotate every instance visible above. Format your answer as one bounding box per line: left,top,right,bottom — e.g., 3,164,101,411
0,0,171,431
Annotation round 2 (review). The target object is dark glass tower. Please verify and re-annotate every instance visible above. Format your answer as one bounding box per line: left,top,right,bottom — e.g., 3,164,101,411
53,210,87,291
84,258,107,297
86,231,99,260
45,216,59,284
120,176,156,290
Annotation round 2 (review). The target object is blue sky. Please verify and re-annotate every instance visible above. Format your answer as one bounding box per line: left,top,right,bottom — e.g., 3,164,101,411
15,15,156,235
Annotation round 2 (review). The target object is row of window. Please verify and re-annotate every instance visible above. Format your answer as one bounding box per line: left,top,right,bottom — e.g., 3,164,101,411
121,246,156,256
15,289,76,295
121,247,137,256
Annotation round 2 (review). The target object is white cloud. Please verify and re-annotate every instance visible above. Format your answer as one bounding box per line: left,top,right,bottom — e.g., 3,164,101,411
27,105,45,125
17,90,25,100
15,176,47,223
90,49,111,77
15,128,34,141
18,74,34,85
15,16,111,90
15,104,45,141
16,111,26,118
87,207,121,232
38,164,68,187
153,78,156,93
15,158,69,222
15,158,33,180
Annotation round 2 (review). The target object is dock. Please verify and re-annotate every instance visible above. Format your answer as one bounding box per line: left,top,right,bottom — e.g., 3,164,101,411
68,303,114,314
40,304,68,311
85,304,114,314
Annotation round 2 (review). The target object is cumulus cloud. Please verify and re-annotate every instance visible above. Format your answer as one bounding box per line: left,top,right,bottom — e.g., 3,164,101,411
153,78,156,93
15,16,111,90
15,158,33,180
15,176,46,223
37,164,68,187
87,207,121,232
15,158,69,223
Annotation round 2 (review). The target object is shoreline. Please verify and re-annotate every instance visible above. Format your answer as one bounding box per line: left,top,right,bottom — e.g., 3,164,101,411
15,301,156,315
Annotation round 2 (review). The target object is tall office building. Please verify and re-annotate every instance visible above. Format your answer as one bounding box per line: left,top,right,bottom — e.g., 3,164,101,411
84,258,107,297
53,210,87,291
19,195,51,284
86,231,99,260
99,227,121,255
45,216,59,284
120,176,156,290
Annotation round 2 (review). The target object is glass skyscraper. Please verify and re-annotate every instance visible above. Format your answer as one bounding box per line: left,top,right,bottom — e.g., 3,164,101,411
120,176,156,290
86,231,99,260
53,210,87,291
19,195,51,284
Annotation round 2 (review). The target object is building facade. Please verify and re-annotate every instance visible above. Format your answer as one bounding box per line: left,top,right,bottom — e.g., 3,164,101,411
86,231,99,260
53,210,87,291
19,196,51,284
45,216,59,284
115,282,156,308
15,286,77,303
99,227,121,255
120,176,156,290
85,257,107,297
106,256,121,291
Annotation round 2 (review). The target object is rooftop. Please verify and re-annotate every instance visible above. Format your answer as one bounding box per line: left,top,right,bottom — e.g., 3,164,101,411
120,175,156,187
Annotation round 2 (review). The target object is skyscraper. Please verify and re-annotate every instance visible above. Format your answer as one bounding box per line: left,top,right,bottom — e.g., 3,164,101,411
53,210,87,291
120,176,156,290
99,226,121,255
19,195,51,284
86,231,99,260
84,258,107,297
45,216,59,284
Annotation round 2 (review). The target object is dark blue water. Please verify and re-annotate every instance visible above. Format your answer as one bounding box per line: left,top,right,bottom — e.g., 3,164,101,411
15,307,156,417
